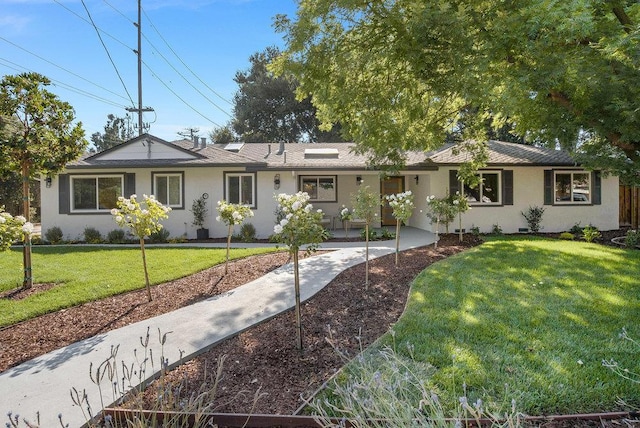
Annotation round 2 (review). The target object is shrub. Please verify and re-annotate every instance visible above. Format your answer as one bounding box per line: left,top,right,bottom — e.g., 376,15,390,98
235,222,256,242
625,229,639,248
559,232,575,240
149,228,170,243
521,205,545,233
470,225,480,236
360,228,378,241
44,226,63,244
380,227,395,240
581,225,601,243
570,222,583,235
491,223,503,235
106,229,126,244
83,227,102,244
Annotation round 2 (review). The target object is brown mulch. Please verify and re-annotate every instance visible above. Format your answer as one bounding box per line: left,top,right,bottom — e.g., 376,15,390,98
0,230,635,424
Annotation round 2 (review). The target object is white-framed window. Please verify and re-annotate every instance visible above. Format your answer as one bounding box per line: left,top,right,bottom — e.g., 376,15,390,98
225,172,255,207
153,172,183,208
300,175,337,202
71,175,123,212
464,171,501,204
554,171,591,203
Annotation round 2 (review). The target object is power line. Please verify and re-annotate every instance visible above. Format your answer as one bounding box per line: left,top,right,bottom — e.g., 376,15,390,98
141,6,233,107
0,36,131,103
142,60,223,127
80,0,135,107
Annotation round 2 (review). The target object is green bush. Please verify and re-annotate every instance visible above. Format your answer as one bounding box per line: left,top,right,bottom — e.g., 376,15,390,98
470,225,480,236
559,232,575,240
360,228,378,241
570,222,583,235
83,227,102,244
581,225,601,243
106,229,126,244
149,228,170,243
625,229,639,248
44,226,63,244
380,228,395,240
491,224,503,235
521,205,545,233
236,222,256,242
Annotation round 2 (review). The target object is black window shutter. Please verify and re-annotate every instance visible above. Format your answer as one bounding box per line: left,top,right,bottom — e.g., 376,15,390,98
592,171,601,205
124,173,136,197
449,170,459,195
503,170,513,205
543,170,553,205
58,174,70,214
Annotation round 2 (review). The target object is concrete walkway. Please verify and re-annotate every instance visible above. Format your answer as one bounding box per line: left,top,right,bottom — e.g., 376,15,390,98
0,228,436,428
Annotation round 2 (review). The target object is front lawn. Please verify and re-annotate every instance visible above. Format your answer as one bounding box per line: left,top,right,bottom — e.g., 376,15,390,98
0,246,279,327
328,237,640,417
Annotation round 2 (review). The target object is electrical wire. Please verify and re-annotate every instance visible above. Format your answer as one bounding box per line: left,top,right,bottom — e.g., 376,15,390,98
141,6,233,106
0,37,131,104
142,60,223,127
80,0,135,108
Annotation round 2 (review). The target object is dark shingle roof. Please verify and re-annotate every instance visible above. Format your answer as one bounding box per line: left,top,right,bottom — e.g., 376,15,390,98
427,140,576,166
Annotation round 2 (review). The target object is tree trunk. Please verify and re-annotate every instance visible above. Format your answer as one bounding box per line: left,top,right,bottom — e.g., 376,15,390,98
21,163,32,289
140,237,152,302
365,224,370,290
225,224,232,275
458,212,463,242
293,250,302,351
395,220,400,266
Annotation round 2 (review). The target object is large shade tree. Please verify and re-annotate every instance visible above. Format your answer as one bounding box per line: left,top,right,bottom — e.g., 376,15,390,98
273,1,640,182
233,46,344,144
90,113,133,153
0,72,86,288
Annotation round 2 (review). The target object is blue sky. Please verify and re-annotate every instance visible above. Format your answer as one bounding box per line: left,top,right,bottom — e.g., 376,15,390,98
1,0,298,142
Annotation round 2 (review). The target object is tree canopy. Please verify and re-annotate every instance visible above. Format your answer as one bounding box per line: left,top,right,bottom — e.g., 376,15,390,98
273,1,640,182
90,113,133,153
232,46,344,144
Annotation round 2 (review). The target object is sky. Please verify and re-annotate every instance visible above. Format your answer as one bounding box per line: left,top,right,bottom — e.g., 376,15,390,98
0,0,298,143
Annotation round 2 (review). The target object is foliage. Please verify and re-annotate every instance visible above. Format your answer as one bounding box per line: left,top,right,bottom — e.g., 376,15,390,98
190,196,208,229
83,227,102,244
386,191,415,265
235,222,256,243
149,228,170,244
338,205,352,221
90,113,133,153
451,191,471,242
559,232,575,240
44,226,64,244
233,46,344,144
0,72,86,287
0,208,32,251
0,246,279,327
112,194,171,301
625,229,639,248
274,2,640,179
425,195,457,234
380,228,395,240
208,124,236,144
581,225,601,243
491,224,503,235
470,225,480,236
521,206,545,233
106,229,126,244
570,222,584,235
216,200,255,273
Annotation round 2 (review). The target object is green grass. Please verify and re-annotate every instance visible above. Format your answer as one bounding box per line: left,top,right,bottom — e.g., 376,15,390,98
0,245,279,327
344,237,640,416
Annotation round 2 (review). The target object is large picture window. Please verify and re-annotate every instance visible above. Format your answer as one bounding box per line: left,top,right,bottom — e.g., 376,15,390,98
300,175,337,202
71,175,123,211
555,171,591,203
153,172,183,208
225,172,255,207
464,171,501,204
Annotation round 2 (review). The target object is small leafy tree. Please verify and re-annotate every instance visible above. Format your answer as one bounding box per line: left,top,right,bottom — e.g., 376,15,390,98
385,191,415,265
521,205,545,233
271,192,327,350
0,208,33,252
0,72,86,288
339,205,353,238
351,186,381,289
112,194,171,302
215,200,254,274
451,191,470,242
425,195,456,248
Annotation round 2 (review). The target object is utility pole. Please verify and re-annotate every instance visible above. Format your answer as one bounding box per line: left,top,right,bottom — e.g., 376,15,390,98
127,0,153,135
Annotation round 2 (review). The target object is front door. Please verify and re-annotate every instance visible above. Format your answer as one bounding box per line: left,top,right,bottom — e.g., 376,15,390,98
380,176,405,226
